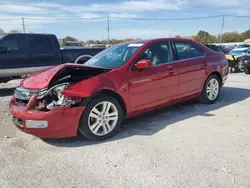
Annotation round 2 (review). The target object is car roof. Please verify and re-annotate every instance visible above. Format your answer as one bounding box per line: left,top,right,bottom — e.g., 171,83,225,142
121,38,195,45
6,33,55,36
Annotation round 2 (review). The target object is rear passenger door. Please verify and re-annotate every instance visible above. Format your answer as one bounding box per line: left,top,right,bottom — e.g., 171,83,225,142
28,35,61,71
172,41,206,99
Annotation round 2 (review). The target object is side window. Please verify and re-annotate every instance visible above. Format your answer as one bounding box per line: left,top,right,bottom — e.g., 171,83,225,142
29,35,53,51
136,42,173,66
1,35,28,52
174,42,204,60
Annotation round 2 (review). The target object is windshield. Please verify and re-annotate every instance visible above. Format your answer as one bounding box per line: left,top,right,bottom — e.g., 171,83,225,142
0,34,5,40
85,43,144,69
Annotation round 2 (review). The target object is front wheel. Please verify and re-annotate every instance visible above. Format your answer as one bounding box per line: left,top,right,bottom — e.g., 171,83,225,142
78,95,123,141
198,75,221,104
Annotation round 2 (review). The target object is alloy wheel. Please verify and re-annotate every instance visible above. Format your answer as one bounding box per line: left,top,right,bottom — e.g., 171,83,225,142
206,78,219,101
88,101,118,136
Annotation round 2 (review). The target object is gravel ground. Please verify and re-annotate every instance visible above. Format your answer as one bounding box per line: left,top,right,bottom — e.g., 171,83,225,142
0,74,250,188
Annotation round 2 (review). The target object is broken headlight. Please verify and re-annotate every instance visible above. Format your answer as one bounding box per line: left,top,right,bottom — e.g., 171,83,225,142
14,87,48,101
46,83,81,109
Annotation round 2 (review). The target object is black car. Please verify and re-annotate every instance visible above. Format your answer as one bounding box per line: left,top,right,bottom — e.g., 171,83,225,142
241,55,250,74
205,44,225,53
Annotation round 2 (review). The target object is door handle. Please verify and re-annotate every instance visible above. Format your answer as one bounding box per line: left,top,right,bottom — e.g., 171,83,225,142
166,65,173,69
203,62,208,67
166,66,174,74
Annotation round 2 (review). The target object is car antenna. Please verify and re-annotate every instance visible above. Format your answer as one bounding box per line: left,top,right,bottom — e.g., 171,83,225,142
169,30,173,37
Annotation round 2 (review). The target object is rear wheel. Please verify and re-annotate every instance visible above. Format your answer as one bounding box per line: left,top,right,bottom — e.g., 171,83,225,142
198,75,221,104
233,67,239,73
244,68,250,74
78,95,123,141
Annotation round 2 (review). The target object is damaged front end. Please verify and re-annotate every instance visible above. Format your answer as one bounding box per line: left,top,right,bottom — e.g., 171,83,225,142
14,83,81,111
14,64,111,111
43,83,81,110
10,64,112,138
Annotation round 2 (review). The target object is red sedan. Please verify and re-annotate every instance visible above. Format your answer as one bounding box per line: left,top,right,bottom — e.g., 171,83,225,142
10,38,229,140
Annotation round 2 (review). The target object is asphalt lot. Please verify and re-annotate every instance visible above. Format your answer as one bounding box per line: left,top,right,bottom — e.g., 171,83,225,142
0,74,250,188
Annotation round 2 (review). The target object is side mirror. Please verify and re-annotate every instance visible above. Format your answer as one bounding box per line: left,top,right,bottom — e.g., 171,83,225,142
135,60,152,70
0,45,6,53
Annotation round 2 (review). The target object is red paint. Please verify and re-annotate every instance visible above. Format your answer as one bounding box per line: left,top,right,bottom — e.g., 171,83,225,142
20,64,65,90
10,38,229,138
10,97,84,138
127,62,179,110
135,60,152,69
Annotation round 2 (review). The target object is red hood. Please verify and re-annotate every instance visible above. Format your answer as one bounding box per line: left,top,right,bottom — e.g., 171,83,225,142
20,64,89,90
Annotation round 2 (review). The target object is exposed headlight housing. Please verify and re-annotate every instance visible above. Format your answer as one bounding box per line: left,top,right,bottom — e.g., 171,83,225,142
14,87,48,100
46,83,81,109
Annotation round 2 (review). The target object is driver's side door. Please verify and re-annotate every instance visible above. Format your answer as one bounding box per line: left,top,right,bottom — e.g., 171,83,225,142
127,41,179,111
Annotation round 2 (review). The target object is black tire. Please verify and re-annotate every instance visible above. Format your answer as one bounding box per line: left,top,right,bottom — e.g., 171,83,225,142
229,67,233,73
244,68,250,74
230,67,238,73
78,95,123,141
198,75,221,104
234,67,239,73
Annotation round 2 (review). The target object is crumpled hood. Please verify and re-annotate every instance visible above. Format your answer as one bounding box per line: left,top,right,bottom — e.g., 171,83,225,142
20,64,100,90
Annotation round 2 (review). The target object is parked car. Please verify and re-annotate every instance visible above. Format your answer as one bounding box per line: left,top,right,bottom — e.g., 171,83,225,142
205,44,224,53
10,38,229,140
235,44,250,49
240,54,250,74
230,47,250,58
222,46,233,55
0,33,104,83
227,47,250,72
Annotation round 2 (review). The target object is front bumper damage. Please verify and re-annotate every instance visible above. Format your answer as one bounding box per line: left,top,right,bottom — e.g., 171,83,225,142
9,64,111,138
10,95,85,138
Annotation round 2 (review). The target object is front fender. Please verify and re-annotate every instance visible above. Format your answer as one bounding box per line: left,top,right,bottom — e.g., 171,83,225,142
62,75,116,98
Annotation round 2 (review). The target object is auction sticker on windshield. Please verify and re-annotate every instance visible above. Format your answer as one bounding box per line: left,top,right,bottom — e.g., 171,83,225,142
127,43,144,47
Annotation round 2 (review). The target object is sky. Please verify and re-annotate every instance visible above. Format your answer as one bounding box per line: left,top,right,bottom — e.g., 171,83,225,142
0,0,250,40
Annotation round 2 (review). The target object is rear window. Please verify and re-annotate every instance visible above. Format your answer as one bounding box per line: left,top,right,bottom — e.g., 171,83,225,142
29,35,53,50
174,42,204,60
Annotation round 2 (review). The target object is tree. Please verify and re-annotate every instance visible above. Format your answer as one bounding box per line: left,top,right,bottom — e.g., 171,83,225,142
175,35,181,38
62,36,78,46
191,36,196,41
86,40,95,44
195,30,217,44
221,32,243,43
241,29,250,40
63,36,77,41
0,28,5,35
8,29,22,33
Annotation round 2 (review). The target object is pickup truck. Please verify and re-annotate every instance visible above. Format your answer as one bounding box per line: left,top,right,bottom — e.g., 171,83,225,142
0,33,105,83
